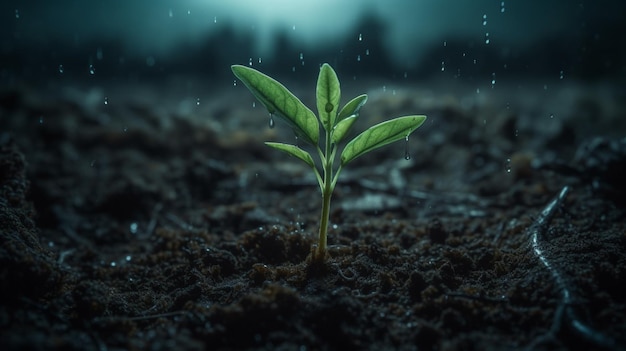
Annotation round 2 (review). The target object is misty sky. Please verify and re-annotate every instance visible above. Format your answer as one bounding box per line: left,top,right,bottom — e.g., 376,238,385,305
5,0,613,68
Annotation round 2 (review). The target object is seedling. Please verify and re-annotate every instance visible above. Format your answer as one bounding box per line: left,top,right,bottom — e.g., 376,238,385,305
232,63,426,262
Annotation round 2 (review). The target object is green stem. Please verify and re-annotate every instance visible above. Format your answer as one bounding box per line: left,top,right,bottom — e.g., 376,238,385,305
316,128,335,261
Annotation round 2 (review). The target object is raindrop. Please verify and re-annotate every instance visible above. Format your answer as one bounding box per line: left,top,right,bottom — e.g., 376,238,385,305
104,97,108,105
365,49,370,56
485,32,490,44
382,85,386,92
258,57,262,64
358,33,362,41
126,255,132,262
543,84,548,90
357,55,361,62
403,71,408,78
248,57,253,66
196,98,200,106
129,222,138,234
514,129,519,137
123,127,128,132
15,9,19,19
292,24,296,30
89,64,95,75
168,9,173,17
441,61,445,72
482,14,487,26
476,88,481,94
252,101,256,108
90,160,96,167
292,66,296,72
501,1,506,13
187,10,191,15
491,72,496,87
268,113,275,128
559,70,564,79
443,41,447,47
299,52,304,60
505,158,512,173
549,113,554,119
110,261,116,267
213,16,217,23
39,116,44,124
332,224,338,230
58,64,64,74
233,79,237,86
404,135,411,160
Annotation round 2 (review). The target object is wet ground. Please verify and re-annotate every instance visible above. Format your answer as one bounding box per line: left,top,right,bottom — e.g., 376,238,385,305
1,75,625,350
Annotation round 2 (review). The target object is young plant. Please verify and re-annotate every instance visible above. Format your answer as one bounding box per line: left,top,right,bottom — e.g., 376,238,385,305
231,63,426,262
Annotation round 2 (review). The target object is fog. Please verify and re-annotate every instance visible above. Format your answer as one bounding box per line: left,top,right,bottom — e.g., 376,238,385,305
1,0,625,80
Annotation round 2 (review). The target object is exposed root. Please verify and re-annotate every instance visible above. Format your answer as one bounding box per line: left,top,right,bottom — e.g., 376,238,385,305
526,186,624,351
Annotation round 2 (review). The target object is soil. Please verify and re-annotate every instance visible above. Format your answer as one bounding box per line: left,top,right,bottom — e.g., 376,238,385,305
1,76,625,350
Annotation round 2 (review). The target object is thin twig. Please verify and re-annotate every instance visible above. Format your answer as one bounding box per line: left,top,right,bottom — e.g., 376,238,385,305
526,186,624,351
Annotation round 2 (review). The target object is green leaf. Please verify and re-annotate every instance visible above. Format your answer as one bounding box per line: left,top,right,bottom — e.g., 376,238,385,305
265,142,316,169
232,65,319,145
337,94,368,122
316,63,340,131
331,115,358,144
341,115,427,166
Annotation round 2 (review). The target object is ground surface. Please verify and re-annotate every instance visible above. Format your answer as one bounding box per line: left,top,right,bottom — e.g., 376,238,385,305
1,76,625,350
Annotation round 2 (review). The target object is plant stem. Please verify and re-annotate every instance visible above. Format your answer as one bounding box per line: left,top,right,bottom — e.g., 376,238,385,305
315,128,334,262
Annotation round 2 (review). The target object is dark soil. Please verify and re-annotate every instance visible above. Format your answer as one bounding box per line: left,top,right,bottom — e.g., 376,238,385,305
1,77,625,350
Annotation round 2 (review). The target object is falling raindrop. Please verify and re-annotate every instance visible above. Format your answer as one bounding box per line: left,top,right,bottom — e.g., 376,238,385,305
485,32,490,44
404,135,411,160
505,158,512,173
252,101,256,108
233,79,237,86
365,49,370,56
268,113,275,128
501,1,506,13
123,127,128,132
58,64,64,74
382,85,386,92
358,33,362,41
129,222,138,234
104,97,108,105
299,52,304,60
559,70,564,79
89,64,95,75
292,25,296,30
292,66,296,72
15,9,19,19
248,57,253,66
187,10,191,15
403,71,408,78
196,98,200,106
482,14,487,26
168,9,173,17
357,55,361,62
125,255,132,262
443,41,447,47
213,16,217,23
491,72,496,88
39,116,44,124
441,61,445,72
